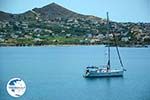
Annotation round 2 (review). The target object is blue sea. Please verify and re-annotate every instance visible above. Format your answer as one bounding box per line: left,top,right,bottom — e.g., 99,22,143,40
0,45,150,100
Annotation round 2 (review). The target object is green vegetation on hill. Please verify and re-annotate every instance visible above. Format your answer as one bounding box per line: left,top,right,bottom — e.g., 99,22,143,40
0,3,150,46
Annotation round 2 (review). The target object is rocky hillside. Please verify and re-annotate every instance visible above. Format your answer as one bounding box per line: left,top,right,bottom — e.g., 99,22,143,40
0,3,150,46
0,3,102,21
32,3,84,20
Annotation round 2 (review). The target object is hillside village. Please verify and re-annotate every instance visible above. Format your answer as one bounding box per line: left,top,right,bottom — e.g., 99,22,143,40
0,3,150,46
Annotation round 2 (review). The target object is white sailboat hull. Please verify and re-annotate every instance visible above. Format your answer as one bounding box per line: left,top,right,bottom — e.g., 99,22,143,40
84,69,124,78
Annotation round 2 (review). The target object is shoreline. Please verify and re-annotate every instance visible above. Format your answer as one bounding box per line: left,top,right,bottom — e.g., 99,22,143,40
0,44,149,48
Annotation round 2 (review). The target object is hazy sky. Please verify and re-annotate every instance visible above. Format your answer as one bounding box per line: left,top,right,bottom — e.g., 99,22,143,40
0,0,149,22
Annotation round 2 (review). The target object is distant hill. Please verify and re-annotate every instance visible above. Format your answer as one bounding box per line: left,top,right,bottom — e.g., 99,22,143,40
0,11,14,21
0,2,150,46
0,2,102,22
32,3,84,19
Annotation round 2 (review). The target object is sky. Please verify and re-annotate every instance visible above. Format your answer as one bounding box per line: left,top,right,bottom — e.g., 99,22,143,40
0,0,149,22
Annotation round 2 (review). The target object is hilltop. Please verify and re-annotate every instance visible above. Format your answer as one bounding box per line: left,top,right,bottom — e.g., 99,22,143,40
0,3,150,46
0,3,101,21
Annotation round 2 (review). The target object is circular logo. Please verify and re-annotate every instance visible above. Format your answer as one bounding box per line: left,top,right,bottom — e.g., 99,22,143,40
7,78,26,97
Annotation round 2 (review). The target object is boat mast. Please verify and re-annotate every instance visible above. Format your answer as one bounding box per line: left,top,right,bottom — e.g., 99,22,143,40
107,12,111,69
107,13,124,70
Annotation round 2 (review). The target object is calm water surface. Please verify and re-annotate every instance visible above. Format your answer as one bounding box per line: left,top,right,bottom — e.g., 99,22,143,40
0,45,150,100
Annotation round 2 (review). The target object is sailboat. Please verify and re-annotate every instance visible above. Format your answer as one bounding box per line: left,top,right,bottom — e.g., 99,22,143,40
83,12,126,78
